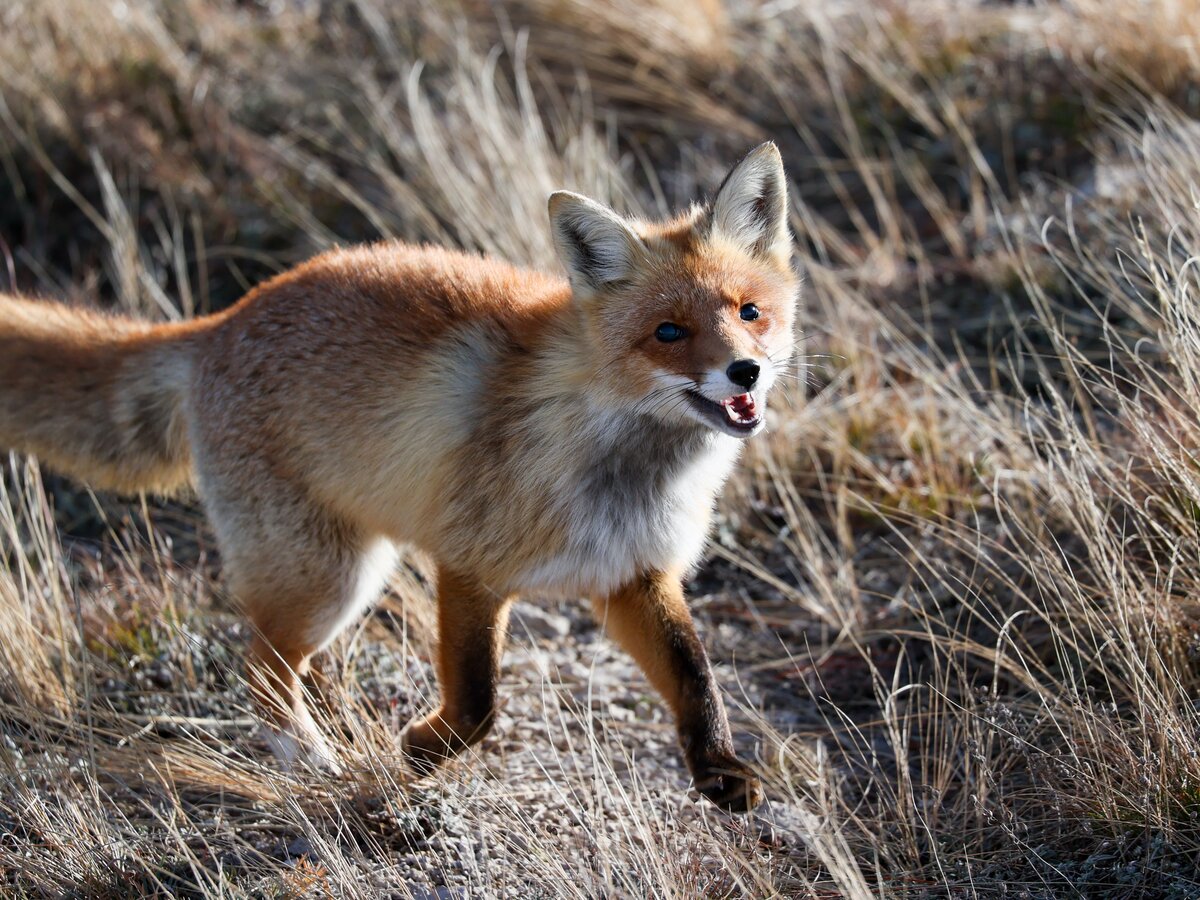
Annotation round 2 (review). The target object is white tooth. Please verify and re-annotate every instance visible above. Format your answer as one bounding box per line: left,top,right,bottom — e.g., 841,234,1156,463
725,404,739,422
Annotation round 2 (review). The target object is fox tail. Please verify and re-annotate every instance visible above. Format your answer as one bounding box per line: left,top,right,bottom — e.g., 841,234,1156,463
0,294,197,494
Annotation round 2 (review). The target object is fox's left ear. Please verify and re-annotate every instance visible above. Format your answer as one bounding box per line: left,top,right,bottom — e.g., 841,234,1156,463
708,142,791,264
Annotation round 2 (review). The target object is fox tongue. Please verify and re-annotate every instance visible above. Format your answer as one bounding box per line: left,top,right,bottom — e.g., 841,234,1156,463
721,393,758,424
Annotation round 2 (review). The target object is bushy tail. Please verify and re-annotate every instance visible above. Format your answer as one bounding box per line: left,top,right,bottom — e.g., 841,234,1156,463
0,294,198,494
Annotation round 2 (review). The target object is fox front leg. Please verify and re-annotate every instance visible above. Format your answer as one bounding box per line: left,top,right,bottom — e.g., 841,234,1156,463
595,570,763,812
401,569,512,771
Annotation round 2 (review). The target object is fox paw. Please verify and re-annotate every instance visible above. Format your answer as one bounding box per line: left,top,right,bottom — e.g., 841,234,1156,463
264,728,343,776
691,756,763,813
399,720,459,776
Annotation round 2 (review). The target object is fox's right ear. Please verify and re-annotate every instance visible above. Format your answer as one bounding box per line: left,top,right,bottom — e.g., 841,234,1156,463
548,192,645,294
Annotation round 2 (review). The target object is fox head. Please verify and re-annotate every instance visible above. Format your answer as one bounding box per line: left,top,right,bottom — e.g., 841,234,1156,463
549,142,799,439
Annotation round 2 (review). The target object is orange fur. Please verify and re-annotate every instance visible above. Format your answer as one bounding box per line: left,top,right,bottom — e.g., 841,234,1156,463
0,144,798,810
0,296,200,494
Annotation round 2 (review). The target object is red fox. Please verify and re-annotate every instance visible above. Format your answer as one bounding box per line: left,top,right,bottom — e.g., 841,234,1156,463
0,143,797,811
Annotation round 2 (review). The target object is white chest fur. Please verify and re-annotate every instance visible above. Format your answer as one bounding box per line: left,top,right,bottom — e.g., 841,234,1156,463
516,424,741,598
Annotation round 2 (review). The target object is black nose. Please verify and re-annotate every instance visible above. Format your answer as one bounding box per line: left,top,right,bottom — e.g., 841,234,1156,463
726,359,760,390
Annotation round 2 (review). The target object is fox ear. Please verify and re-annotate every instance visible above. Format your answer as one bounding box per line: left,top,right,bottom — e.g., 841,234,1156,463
709,142,790,262
548,191,644,293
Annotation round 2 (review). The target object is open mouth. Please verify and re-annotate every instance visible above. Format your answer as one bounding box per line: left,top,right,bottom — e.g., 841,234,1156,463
685,390,763,436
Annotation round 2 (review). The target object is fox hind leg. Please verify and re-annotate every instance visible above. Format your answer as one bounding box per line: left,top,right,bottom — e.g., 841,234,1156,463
203,474,395,770
246,629,336,769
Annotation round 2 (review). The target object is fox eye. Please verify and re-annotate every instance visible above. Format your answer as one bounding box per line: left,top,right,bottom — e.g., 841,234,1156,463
654,322,687,342
739,303,760,322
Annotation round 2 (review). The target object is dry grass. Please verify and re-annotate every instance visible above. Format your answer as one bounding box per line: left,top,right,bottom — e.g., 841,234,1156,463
5,0,1200,896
